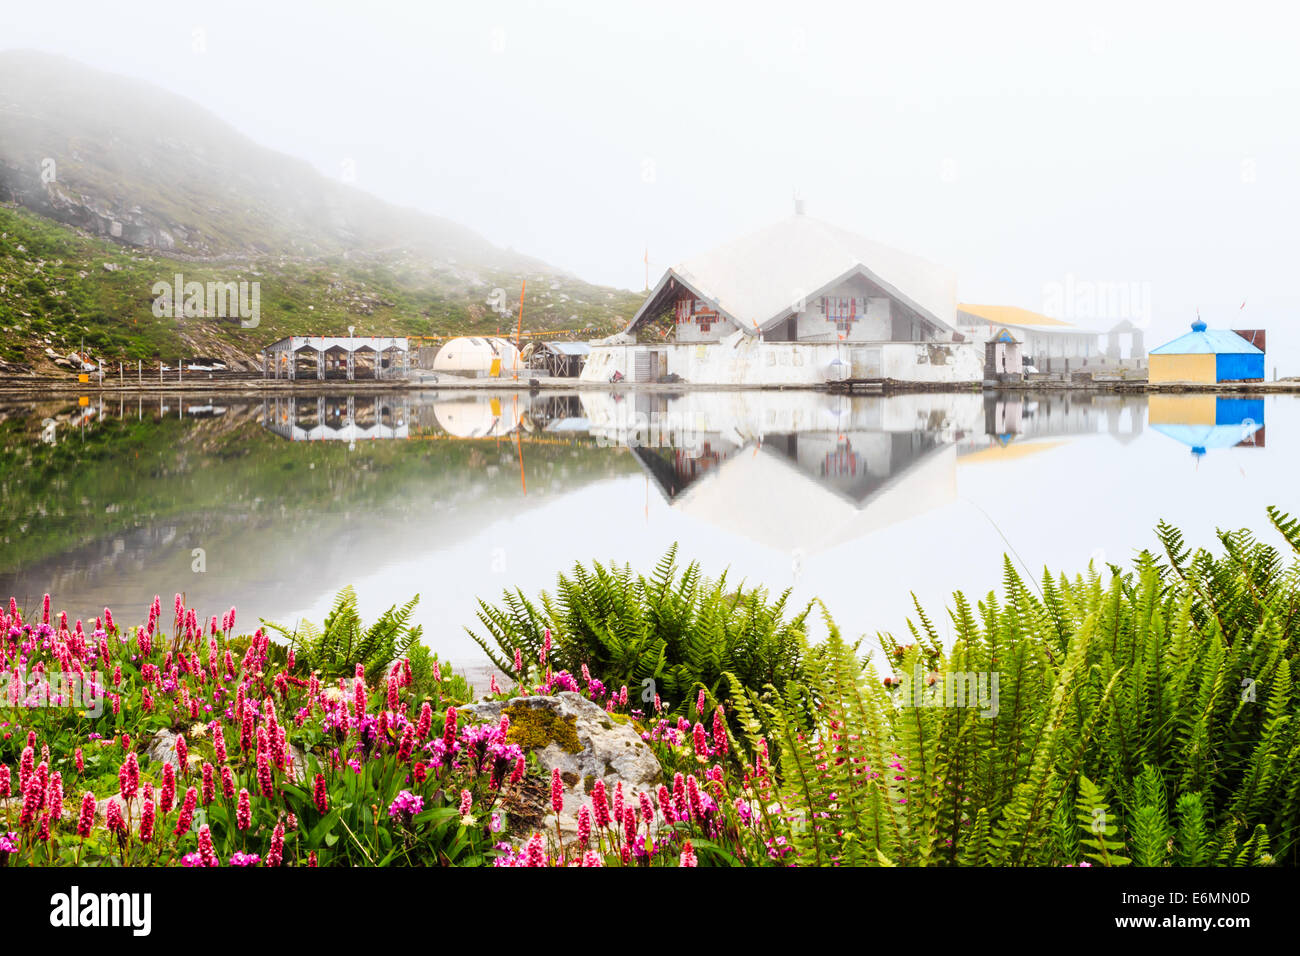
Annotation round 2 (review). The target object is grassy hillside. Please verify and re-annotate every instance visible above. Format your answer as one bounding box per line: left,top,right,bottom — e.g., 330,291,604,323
0,203,640,369
0,51,642,370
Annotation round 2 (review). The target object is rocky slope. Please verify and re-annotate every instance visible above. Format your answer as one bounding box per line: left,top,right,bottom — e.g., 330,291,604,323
0,50,640,371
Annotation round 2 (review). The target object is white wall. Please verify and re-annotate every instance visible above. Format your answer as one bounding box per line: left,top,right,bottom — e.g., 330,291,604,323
794,275,895,343
675,314,739,342
579,339,984,386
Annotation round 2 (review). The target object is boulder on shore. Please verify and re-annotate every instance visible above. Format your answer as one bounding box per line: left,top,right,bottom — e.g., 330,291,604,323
459,692,661,838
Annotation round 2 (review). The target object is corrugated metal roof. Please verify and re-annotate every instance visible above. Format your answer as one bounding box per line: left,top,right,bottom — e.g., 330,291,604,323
1150,326,1264,355
636,214,957,334
543,342,591,355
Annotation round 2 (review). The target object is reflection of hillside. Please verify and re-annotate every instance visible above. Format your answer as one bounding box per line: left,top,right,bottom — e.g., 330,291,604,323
0,393,635,611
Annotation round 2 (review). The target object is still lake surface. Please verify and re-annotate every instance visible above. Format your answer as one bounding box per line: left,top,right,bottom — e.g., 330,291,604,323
0,388,1293,665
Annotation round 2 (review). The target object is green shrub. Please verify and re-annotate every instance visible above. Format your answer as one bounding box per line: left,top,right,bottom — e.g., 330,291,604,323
728,507,1300,866
468,546,813,741
264,585,422,686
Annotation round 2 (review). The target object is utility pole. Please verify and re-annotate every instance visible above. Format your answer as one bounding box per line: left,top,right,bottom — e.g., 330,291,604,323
514,280,526,380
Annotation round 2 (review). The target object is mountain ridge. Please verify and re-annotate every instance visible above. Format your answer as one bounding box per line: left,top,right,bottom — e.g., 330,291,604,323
0,49,638,371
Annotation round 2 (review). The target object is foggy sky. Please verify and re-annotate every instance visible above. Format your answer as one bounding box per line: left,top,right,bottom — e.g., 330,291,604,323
4,0,1299,365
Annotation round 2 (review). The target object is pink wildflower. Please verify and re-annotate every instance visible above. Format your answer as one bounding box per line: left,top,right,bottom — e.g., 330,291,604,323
76,791,95,837
591,779,611,829
173,786,197,835
160,763,176,814
139,795,156,844
256,751,274,799
198,825,220,867
442,706,457,753
201,763,216,806
266,824,285,867
313,774,328,814
220,766,236,800
551,768,564,816
525,832,545,867
105,799,125,834
46,772,63,822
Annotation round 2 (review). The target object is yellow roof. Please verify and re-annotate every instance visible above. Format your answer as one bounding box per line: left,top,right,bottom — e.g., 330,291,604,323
959,440,1067,464
958,304,1074,328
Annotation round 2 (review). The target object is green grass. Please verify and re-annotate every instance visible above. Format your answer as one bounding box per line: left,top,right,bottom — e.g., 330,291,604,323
0,204,641,367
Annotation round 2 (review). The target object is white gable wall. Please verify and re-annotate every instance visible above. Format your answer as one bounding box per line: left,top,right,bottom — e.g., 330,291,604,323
676,313,739,342
793,274,894,342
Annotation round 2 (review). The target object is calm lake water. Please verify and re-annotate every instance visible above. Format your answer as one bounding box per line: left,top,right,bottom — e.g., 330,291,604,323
0,388,1293,664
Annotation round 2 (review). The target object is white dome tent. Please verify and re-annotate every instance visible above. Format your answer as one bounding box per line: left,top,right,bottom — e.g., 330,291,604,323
432,336,523,377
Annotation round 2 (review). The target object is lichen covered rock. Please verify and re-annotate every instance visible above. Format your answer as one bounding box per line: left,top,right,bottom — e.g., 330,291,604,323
459,692,661,838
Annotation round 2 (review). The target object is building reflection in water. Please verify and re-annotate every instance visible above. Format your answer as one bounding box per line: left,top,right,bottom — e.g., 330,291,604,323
1148,395,1264,458
254,388,1263,555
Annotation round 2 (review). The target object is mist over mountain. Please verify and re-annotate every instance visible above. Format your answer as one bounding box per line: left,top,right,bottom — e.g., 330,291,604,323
0,50,638,370
0,49,556,268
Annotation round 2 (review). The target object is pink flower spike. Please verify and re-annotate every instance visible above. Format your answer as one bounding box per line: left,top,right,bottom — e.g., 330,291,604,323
313,774,329,815
550,768,564,816
76,791,95,837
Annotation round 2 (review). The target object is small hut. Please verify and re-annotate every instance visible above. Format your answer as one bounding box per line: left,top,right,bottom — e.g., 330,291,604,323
983,327,1023,382
1149,321,1265,384
533,341,591,377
